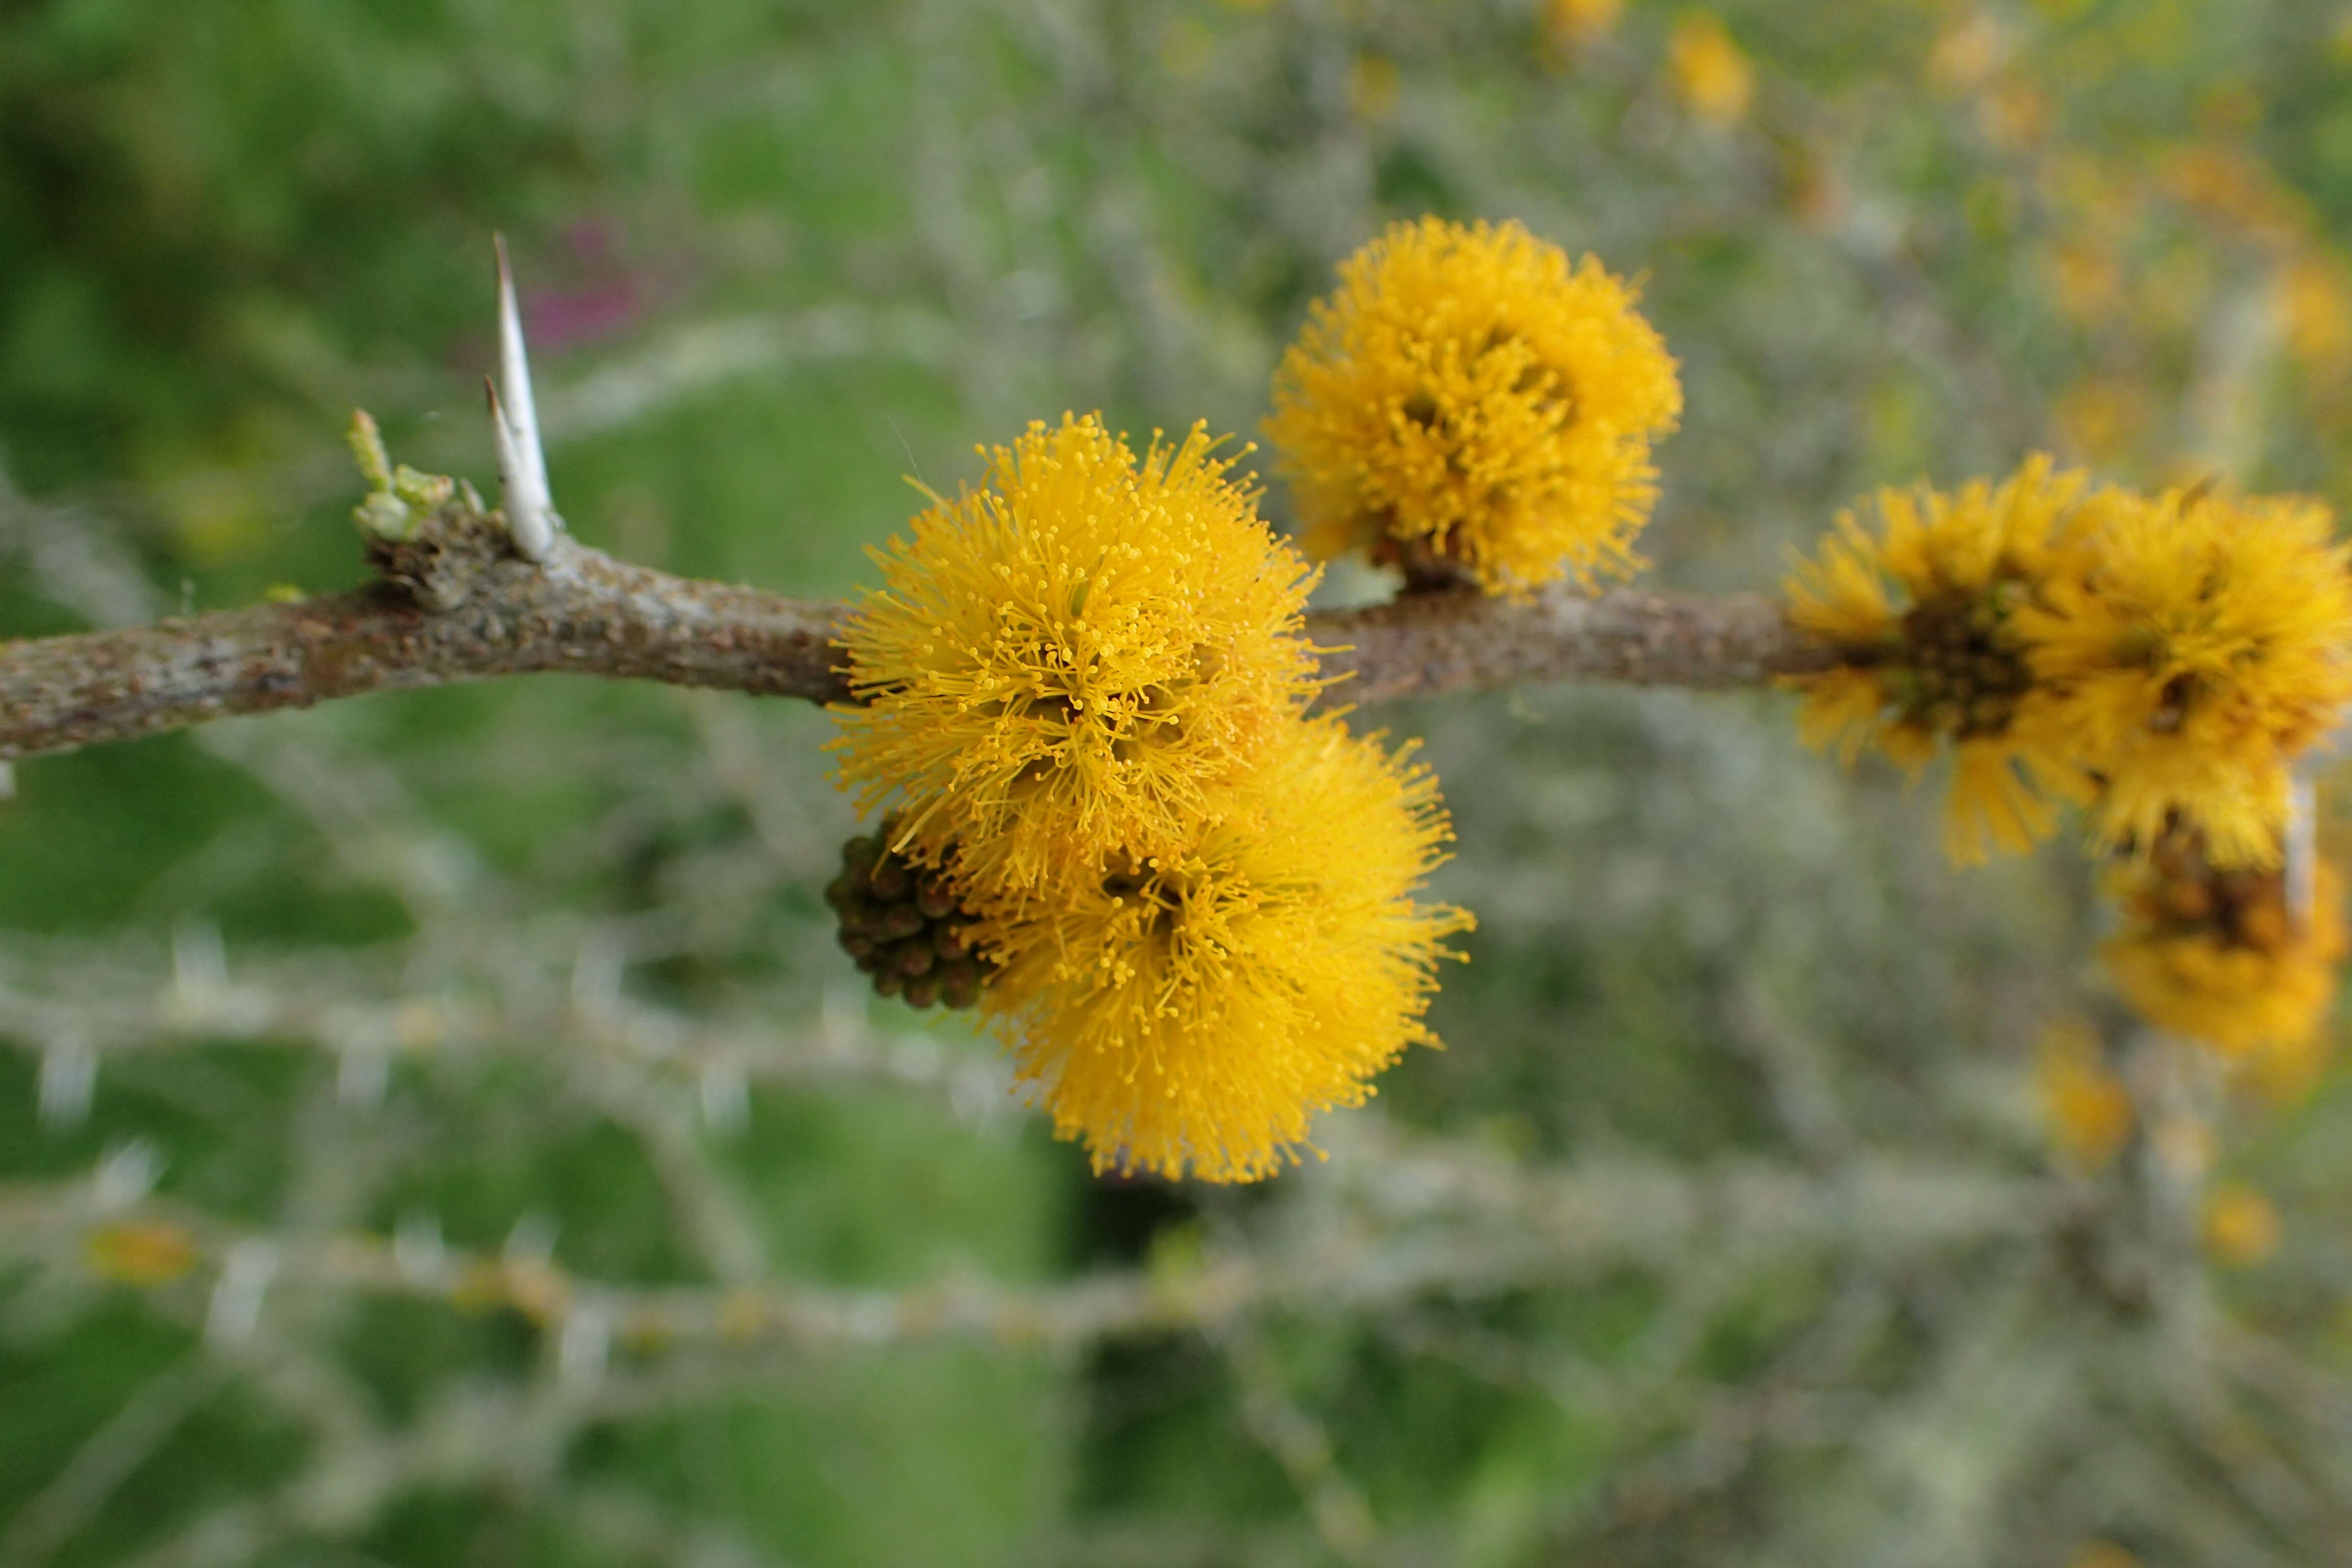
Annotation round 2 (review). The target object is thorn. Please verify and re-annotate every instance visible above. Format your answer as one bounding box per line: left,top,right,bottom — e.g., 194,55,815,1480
206,1240,278,1348
492,234,559,561
2286,776,2317,935
94,1140,162,1210
38,1037,95,1130
0,762,15,803
699,1060,750,1138
558,1301,612,1390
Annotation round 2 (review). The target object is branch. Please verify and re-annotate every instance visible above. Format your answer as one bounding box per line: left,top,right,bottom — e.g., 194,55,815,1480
0,497,1833,763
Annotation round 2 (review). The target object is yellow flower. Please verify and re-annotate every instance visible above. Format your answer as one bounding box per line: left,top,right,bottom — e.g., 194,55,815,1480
2202,1180,2282,1266
978,717,1474,1183
1668,13,1754,128
85,1221,203,1287
2022,485,2352,867
2035,1017,2133,1170
2067,1545,2139,1568
832,414,1320,894
1544,0,1623,51
1266,217,1681,598
1781,457,2095,864
2102,840,2346,1057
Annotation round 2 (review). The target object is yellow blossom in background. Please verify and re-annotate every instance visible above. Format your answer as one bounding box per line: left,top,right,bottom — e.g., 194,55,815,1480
1544,0,1622,52
2279,254,2352,378
2102,841,2346,1057
979,716,1473,1183
832,414,1320,895
2231,1022,2336,1104
1668,13,1753,127
85,1220,202,1287
1979,80,2051,153
1926,12,2004,95
2203,1180,2282,1265
1782,457,2095,864
2036,1017,2133,1169
1348,54,1400,120
2067,1544,2139,1568
1267,217,1681,597
2049,240,2123,327
2052,377,2149,467
2162,144,2311,250
2022,486,2352,867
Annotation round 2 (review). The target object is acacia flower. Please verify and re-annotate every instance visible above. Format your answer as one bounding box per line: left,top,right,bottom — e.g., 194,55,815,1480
2020,485,2352,867
1782,456,2094,864
1266,217,1682,598
976,717,1474,1183
832,414,1320,894
2101,832,2346,1058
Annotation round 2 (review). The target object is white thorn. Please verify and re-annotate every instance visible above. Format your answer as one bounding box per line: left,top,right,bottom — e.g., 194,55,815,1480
504,1210,560,1265
172,920,228,1003
493,235,559,561
94,1140,161,1210
2286,776,2317,934
570,929,623,1015
0,763,15,803
336,1044,390,1113
699,1060,750,1138
206,1240,278,1348
558,1300,612,1390
394,1211,447,1282
38,1037,95,1130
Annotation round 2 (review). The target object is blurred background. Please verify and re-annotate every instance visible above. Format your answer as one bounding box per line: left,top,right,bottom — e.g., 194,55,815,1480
6,2,2352,1563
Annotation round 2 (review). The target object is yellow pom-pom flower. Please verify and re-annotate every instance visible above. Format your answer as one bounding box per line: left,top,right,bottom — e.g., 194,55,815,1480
1781,456,2094,864
832,414,1320,894
1266,217,1682,598
976,716,1474,1183
2021,485,2352,867
2102,835,2346,1057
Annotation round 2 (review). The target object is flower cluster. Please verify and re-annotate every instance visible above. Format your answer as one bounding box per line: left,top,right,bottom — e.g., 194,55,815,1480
1783,457,2091,864
1266,217,1681,598
833,413,1472,1182
1788,463,2352,1058
2100,829,2345,1062
1785,462,2352,871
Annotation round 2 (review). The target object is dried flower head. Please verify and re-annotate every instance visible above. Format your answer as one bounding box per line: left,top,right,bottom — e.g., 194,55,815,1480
2102,834,2346,1057
1266,217,1681,598
832,414,1320,894
2021,485,2352,867
1782,456,2094,863
978,717,1474,1183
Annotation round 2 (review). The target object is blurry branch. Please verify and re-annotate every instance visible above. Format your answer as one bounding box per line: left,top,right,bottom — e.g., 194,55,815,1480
0,932,1017,1109
3,1150,2058,1359
0,492,1829,762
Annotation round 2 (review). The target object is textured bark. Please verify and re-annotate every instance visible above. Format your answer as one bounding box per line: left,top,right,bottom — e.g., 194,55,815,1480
0,503,1832,762
1311,584,1836,703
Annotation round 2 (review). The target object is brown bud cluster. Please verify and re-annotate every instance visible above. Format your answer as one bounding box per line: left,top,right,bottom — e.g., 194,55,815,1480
1900,590,2032,739
826,821,994,1009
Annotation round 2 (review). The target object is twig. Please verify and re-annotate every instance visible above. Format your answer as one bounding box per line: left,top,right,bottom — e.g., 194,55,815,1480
0,510,1826,763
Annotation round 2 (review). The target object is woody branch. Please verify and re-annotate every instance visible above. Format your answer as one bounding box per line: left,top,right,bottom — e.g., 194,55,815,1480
0,550,1830,763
